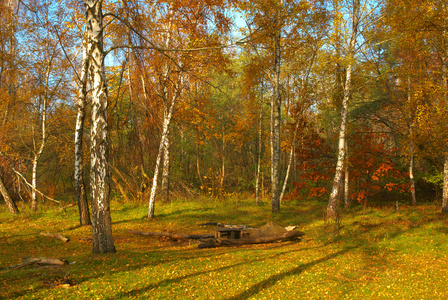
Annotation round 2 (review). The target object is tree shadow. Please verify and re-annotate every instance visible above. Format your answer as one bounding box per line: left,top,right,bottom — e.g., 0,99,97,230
101,243,331,300
225,247,356,300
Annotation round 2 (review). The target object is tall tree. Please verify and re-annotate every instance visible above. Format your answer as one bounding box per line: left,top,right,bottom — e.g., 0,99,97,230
327,0,360,221
271,0,283,213
85,0,115,253
74,43,91,226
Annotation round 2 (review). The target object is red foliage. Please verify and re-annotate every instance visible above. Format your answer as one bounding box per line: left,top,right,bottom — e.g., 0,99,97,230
347,126,408,204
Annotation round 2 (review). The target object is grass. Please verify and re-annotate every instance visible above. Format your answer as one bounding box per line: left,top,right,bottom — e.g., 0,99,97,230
1,196,448,299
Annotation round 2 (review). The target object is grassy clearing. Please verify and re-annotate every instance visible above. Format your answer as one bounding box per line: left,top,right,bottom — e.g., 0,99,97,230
1,197,448,299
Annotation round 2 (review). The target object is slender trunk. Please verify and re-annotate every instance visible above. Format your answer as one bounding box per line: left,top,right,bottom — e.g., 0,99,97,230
0,175,19,214
409,140,416,205
442,3,448,213
280,120,300,203
85,0,115,253
255,102,263,205
408,77,416,206
219,131,225,197
31,87,48,211
327,0,360,220
271,0,283,213
442,58,448,212
160,13,173,203
344,140,350,208
148,76,181,218
443,156,448,213
161,125,170,202
197,142,204,189
74,44,91,226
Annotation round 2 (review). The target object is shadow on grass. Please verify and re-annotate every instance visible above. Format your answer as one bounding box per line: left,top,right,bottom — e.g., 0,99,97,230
101,242,330,300
225,247,356,300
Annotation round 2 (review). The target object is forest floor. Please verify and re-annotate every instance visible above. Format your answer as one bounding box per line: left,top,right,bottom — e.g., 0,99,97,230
1,196,448,299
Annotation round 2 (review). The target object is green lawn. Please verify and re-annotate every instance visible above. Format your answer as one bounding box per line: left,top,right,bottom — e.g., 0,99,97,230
1,197,447,299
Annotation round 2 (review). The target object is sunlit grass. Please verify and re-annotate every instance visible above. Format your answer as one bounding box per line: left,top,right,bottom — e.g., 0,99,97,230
1,196,447,299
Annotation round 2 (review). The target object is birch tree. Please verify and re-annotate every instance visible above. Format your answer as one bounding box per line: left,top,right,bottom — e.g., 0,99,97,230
327,0,360,220
271,0,283,213
74,43,91,226
441,1,448,213
85,0,115,253
147,74,182,218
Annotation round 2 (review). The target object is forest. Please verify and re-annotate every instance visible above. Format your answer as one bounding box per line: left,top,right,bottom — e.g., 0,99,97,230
1,0,448,251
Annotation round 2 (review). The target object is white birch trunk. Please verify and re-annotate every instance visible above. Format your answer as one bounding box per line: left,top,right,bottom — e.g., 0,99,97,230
408,77,417,206
74,43,91,226
344,140,350,208
327,0,360,220
280,121,299,203
255,103,263,205
31,62,49,211
271,0,283,213
148,76,181,218
85,0,115,253
441,2,448,213
161,123,170,201
160,11,173,203
442,57,448,212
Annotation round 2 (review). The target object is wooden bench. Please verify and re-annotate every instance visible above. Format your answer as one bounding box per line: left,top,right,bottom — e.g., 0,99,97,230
214,228,243,240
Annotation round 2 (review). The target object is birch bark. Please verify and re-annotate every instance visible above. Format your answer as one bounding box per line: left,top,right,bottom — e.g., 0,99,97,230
85,0,115,253
147,75,181,218
271,0,283,213
442,53,448,213
255,99,263,205
408,77,417,206
31,61,49,211
442,2,448,213
327,0,360,220
74,44,91,226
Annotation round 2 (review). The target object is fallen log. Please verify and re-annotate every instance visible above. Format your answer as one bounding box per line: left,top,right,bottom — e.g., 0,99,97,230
128,229,214,240
22,257,69,266
39,232,69,243
1,257,69,272
198,230,305,249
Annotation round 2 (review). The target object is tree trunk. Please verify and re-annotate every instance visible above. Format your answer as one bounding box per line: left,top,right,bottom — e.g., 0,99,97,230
74,44,91,226
442,58,448,212
148,76,181,218
255,100,263,205
0,175,19,214
31,69,49,211
271,0,283,213
407,77,417,206
344,140,350,208
85,0,115,253
327,0,360,220
442,4,448,213
280,120,299,203
219,129,226,197
161,120,170,202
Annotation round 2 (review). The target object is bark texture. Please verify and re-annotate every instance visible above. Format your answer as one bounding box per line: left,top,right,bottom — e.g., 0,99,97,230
271,0,283,213
85,0,115,253
442,8,448,213
255,102,263,205
74,44,91,226
0,175,19,214
442,55,448,212
148,75,181,218
327,0,360,220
